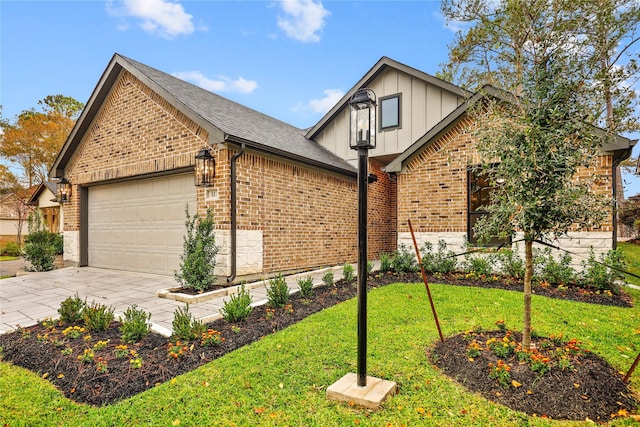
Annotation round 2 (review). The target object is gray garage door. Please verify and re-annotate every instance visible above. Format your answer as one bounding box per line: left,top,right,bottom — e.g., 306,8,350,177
88,174,196,275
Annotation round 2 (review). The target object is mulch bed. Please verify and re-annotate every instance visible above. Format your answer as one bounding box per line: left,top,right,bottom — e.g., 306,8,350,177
431,330,637,421
0,270,637,421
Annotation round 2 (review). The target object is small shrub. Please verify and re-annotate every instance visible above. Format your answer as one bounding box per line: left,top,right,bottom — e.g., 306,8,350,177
366,260,373,274
343,263,355,282
380,252,392,272
297,276,314,299
2,241,20,257
534,248,575,285
422,240,457,274
174,206,218,292
322,271,334,287
22,209,58,272
391,243,418,273
467,255,493,277
120,305,151,343
220,284,253,322
580,248,625,292
495,245,525,279
267,273,289,308
58,293,86,323
82,302,114,331
172,304,205,341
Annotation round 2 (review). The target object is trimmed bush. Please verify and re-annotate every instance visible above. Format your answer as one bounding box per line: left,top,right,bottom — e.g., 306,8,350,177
2,242,21,257
534,248,575,286
83,301,115,332
391,243,418,273
379,252,392,272
297,276,314,299
422,240,457,274
220,284,253,322
175,206,218,292
58,293,86,323
342,263,355,282
120,305,151,343
322,271,334,287
172,304,206,341
22,209,58,272
580,248,625,292
267,273,289,308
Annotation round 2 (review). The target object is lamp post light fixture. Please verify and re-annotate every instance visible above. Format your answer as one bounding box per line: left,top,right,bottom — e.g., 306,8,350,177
195,147,216,187
348,88,376,388
326,88,396,408
57,177,71,203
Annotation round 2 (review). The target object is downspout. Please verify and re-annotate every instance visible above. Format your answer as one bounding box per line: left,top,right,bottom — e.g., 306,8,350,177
612,146,634,249
227,142,246,284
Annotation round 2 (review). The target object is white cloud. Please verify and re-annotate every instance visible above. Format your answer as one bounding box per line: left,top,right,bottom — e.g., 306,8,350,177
277,0,330,43
308,88,343,113
106,0,199,39
172,71,258,94
293,88,343,114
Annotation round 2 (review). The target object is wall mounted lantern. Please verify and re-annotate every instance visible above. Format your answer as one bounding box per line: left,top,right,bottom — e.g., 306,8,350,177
57,177,71,203
195,147,216,187
349,88,377,150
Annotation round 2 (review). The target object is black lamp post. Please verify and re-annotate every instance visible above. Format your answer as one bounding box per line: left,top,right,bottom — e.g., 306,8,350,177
348,88,376,387
57,177,71,203
195,147,216,187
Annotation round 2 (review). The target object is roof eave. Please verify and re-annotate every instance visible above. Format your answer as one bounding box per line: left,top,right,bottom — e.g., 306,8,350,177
225,136,356,177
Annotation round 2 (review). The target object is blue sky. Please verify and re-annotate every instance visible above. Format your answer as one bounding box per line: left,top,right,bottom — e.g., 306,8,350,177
1,0,639,196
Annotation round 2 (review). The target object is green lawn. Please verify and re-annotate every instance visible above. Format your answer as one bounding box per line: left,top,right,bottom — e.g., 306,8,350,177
0,256,18,262
2,280,639,426
619,241,640,287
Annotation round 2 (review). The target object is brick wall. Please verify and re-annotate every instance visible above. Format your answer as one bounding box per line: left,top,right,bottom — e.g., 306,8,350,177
397,116,615,254
61,70,397,275
63,70,209,232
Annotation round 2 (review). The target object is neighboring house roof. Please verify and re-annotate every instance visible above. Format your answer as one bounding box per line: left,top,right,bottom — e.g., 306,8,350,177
306,56,472,140
51,53,356,179
386,84,638,173
28,181,59,205
0,193,35,219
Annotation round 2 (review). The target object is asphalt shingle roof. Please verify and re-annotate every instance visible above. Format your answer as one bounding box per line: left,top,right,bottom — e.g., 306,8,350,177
119,55,355,175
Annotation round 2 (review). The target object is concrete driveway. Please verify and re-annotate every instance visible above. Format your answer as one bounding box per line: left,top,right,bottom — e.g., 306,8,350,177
0,264,348,336
0,267,229,335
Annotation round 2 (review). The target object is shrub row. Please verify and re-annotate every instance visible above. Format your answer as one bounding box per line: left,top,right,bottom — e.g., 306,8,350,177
378,240,626,293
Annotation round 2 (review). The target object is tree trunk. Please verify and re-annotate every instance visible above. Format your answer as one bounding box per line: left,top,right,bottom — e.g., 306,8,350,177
523,238,533,349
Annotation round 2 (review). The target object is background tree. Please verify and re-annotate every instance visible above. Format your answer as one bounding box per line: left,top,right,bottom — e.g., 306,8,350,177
0,95,83,187
441,0,613,348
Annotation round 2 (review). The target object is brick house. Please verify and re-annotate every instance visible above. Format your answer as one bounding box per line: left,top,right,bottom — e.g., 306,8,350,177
51,54,636,280
28,181,63,234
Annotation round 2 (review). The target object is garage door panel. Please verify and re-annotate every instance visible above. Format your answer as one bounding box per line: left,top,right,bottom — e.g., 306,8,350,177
88,174,196,275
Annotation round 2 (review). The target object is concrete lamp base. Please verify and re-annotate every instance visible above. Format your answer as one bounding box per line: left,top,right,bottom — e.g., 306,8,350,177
327,373,397,409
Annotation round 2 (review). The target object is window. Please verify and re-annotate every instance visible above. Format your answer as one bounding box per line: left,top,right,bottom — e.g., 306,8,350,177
379,94,401,130
467,167,510,246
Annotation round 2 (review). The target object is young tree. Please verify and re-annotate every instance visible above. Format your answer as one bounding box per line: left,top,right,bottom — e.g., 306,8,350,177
441,0,613,348
0,95,83,187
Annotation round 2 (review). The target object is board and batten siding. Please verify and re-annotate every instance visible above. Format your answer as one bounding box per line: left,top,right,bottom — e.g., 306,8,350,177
314,68,463,163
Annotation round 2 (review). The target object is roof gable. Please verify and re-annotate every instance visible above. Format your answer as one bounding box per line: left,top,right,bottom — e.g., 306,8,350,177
305,56,471,141
51,54,355,178
386,85,637,173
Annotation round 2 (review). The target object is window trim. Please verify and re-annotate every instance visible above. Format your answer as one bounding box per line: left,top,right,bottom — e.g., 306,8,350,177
379,93,402,131
467,166,511,247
